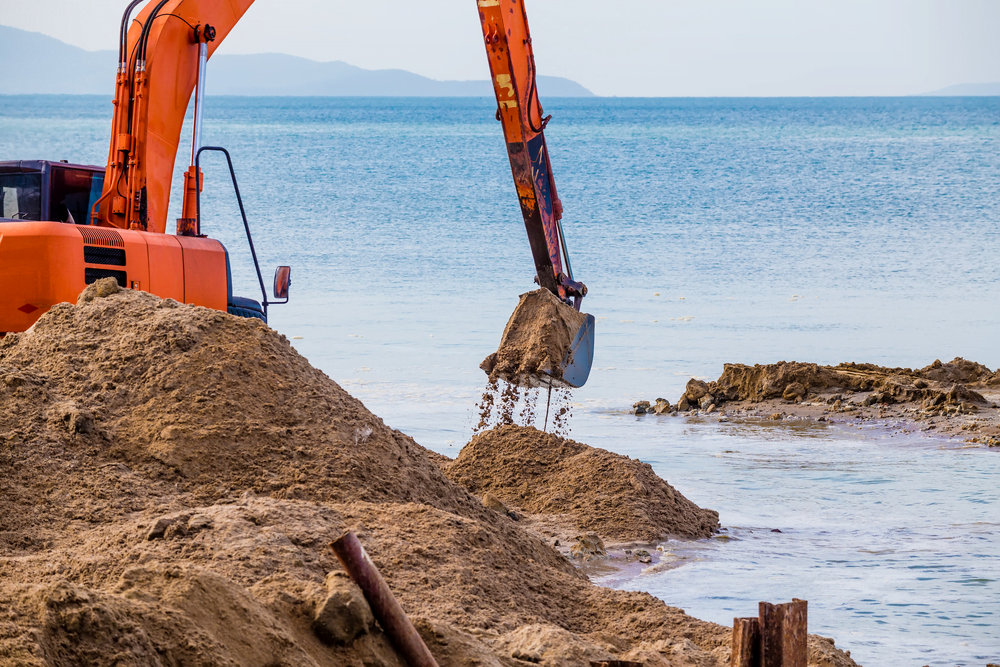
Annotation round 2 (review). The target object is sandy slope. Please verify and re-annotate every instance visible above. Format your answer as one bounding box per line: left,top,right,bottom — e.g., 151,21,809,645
0,282,857,667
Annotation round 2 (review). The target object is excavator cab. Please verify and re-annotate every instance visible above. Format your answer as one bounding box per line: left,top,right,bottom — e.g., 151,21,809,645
0,161,104,225
0,157,289,332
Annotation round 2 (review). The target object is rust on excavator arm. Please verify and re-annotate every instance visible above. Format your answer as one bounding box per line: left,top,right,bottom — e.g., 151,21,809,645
477,0,577,303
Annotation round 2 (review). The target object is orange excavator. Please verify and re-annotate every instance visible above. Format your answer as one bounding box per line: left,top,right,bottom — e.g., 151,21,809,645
0,0,594,386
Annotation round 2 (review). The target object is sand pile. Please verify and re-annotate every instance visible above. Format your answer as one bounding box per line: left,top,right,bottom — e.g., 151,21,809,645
445,426,720,543
480,289,588,386
0,283,858,667
0,284,831,666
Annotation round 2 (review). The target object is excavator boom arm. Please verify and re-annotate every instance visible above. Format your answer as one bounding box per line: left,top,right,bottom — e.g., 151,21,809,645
95,0,254,233
477,0,584,307
93,0,584,306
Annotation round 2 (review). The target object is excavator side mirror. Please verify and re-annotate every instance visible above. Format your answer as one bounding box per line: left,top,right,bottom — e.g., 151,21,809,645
273,266,291,300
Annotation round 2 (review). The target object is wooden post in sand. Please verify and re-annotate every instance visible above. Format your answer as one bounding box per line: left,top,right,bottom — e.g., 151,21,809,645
760,599,807,667
732,599,807,667
730,617,761,667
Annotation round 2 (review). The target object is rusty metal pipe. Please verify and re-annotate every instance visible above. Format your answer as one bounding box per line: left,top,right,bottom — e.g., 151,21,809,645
331,531,440,667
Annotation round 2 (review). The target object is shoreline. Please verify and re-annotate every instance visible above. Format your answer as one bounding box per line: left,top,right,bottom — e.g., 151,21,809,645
630,359,1000,449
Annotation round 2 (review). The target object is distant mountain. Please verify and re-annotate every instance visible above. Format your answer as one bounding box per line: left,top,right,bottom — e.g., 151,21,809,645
0,25,594,97
0,25,116,94
919,82,1000,96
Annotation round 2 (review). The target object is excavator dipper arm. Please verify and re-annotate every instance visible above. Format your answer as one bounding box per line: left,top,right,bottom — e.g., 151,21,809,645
477,0,587,309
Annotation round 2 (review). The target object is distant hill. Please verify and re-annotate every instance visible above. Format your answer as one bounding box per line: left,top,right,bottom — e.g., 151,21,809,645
0,25,594,97
919,82,1000,96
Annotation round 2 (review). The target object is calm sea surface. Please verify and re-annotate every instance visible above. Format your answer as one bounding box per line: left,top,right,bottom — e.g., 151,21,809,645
2,95,998,665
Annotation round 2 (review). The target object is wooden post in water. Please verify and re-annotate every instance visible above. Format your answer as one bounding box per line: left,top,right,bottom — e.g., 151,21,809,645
730,617,761,667
732,599,807,667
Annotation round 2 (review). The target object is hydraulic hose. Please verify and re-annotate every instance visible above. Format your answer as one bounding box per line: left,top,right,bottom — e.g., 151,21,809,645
118,0,145,70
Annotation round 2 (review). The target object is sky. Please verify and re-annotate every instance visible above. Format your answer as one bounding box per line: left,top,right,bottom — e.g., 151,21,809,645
3,0,999,96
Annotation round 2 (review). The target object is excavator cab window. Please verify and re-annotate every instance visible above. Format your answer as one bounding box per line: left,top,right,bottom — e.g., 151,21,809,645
48,167,104,225
0,172,42,221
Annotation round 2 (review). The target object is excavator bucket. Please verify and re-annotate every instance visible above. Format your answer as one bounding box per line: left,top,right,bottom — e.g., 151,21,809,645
480,289,596,389
558,314,596,388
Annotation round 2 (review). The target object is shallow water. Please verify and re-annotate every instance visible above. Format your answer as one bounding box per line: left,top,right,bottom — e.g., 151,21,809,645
587,416,1000,666
3,95,999,665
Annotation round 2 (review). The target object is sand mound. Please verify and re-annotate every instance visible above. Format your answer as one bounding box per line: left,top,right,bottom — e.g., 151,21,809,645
480,289,588,385
916,357,1000,386
0,287,858,667
445,426,720,542
680,358,994,409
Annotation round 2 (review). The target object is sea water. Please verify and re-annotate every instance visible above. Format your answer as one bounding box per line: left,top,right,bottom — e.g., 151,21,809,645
2,95,998,665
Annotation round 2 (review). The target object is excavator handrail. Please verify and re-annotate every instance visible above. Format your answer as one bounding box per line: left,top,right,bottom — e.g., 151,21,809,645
194,145,270,316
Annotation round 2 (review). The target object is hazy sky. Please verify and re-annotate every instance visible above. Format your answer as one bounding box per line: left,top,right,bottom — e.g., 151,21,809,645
3,0,999,96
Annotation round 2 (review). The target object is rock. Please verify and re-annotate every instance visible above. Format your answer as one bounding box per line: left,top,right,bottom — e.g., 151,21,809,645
698,394,715,410
49,402,94,435
706,404,716,414
631,400,650,416
146,517,174,541
826,394,842,405
145,512,192,540
312,571,374,645
77,276,121,304
684,379,709,401
569,533,607,561
832,399,842,410
482,492,509,515
782,382,807,401
677,396,690,411
651,398,671,414
914,379,928,389
634,549,652,564
768,413,782,420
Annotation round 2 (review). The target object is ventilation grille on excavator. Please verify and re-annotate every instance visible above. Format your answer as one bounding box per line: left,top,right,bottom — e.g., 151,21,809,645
84,268,127,287
77,227,125,248
84,246,126,266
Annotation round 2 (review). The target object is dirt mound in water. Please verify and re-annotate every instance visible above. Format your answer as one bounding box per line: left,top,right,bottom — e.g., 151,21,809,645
683,358,994,409
916,358,1000,386
445,425,720,542
480,289,588,385
0,285,860,667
